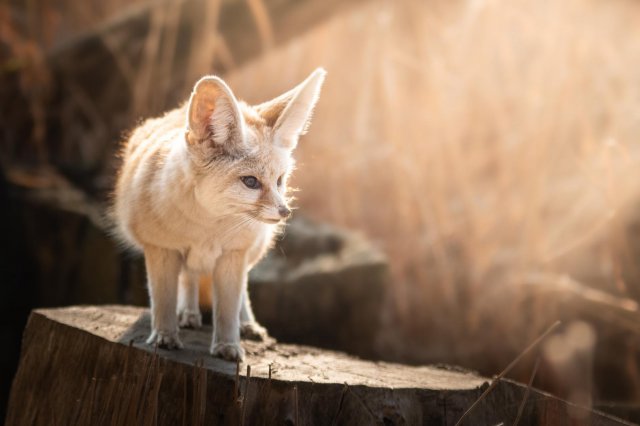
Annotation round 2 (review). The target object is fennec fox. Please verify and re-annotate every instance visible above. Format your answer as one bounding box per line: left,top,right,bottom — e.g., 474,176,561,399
113,69,326,361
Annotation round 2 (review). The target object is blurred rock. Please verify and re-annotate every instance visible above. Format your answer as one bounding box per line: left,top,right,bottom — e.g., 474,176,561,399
5,168,135,307
249,216,389,359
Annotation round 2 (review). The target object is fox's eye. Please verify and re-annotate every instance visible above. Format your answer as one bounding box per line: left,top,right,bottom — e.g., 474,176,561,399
241,176,261,189
277,176,283,187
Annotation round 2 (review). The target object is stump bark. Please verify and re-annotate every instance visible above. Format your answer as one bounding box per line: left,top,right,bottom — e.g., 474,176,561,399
6,306,630,425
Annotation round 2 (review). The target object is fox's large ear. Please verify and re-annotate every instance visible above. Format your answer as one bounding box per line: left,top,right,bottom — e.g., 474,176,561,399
186,76,244,151
256,68,326,150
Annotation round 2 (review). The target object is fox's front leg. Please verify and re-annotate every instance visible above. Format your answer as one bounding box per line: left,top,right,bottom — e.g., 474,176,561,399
144,245,183,349
210,251,246,361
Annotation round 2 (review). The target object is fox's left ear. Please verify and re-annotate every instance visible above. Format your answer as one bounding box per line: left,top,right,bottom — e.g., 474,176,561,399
186,75,244,152
256,68,326,150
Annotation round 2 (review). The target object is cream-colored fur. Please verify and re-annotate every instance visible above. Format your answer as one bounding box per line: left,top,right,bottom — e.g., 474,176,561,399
112,69,325,361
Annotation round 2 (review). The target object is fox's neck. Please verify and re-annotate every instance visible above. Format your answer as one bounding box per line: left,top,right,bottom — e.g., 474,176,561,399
161,139,242,228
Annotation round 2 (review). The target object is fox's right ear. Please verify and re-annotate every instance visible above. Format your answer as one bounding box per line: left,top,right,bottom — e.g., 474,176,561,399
255,68,326,150
186,76,244,152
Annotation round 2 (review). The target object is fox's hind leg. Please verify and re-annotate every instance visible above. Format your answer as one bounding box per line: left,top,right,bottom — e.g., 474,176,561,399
240,290,268,341
144,245,183,349
177,269,203,328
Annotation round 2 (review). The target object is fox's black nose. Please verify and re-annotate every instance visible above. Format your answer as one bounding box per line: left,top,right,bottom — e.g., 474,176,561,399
278,206,291,219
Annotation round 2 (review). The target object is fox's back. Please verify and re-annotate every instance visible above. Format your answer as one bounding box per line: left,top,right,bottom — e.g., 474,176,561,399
113,105,187,248
123,105,186,157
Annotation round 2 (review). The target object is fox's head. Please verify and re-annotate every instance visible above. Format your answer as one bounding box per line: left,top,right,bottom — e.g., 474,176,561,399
184,69,325,225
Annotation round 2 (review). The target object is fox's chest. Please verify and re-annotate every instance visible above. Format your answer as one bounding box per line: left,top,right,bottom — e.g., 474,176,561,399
183,222,274,272
184,243,222,272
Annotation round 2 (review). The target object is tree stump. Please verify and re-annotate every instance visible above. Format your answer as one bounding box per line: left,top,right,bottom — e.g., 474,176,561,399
6,306,629,425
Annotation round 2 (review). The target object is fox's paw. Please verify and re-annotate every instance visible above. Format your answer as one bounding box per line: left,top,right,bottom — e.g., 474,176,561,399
146,330,183,349
210,342,245,362
240,322,269,342
178,309,202,329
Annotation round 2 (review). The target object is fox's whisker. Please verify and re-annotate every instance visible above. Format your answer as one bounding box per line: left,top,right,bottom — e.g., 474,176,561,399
218,216,258,244
214,211,246,220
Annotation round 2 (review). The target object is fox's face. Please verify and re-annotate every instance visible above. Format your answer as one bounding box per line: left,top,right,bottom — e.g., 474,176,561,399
184,69,325,224
193,125,295,224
